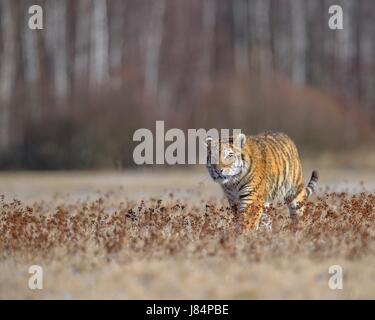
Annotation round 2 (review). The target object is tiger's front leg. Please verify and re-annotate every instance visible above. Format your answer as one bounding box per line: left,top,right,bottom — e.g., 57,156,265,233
226,197,243,228
227,197,237,212
238,194,265,231
241,203,264,231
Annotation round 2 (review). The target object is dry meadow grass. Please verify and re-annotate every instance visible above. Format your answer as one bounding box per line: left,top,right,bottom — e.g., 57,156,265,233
0,166,375,299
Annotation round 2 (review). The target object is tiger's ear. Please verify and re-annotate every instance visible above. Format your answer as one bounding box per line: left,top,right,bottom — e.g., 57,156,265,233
204,136,213,147
234,133,246,148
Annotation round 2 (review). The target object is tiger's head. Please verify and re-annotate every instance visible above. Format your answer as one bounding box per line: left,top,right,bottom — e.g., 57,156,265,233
205,133,249,184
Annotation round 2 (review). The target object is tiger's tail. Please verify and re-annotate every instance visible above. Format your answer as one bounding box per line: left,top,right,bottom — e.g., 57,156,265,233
306,170,319,197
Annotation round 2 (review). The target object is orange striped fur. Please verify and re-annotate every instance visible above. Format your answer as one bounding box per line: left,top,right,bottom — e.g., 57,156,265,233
206,131,318,230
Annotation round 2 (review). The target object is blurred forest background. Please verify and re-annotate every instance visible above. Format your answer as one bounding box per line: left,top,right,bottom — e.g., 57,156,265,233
0,0,374,169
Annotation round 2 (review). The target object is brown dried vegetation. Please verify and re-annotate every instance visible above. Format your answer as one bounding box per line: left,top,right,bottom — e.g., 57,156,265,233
1,190,374,263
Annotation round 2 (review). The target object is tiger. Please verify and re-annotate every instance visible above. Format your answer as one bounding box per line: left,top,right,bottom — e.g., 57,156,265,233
205,131,318,231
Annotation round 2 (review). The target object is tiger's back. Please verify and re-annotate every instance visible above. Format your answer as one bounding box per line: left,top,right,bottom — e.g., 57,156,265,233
248,131,304,203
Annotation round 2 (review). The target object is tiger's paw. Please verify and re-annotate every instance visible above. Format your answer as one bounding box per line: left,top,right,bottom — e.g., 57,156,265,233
241,217,260,232
258,213,273,232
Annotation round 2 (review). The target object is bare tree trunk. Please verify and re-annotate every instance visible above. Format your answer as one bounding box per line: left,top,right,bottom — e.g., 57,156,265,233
357,0,374,116
290,0,306,85
66,0,77,97
335,0,356,104
232,0,249,76
0,0,16,150
23,9,39,84
272,0,292,77
46,0,69,101
199,0,216,89
108,0,126,87
90,0,109,88
144,0,166,98
75,0,91,92
305,0,324,85
22,1,42,121
248,0,272,75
